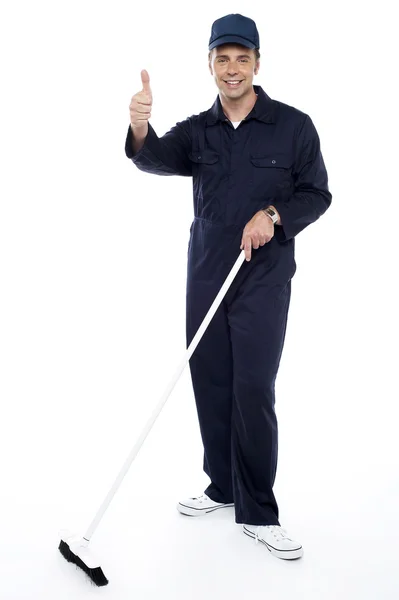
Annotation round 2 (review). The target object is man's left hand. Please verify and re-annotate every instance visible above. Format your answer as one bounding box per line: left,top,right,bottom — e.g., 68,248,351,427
240,210,277,261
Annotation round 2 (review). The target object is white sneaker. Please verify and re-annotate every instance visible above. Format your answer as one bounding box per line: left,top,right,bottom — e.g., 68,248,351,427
243,524,304,560
177,493,234,517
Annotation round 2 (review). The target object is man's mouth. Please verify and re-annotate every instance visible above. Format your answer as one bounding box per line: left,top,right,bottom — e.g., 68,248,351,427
223,80,243,88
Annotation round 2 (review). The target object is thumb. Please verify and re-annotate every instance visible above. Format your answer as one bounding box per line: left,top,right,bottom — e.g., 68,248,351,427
141,69,151,95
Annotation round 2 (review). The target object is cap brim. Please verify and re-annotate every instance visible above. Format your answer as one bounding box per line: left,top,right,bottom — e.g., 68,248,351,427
209,35,256,51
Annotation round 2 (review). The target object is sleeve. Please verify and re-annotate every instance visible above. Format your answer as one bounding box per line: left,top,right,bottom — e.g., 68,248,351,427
125,119,193,177
272,114,332,240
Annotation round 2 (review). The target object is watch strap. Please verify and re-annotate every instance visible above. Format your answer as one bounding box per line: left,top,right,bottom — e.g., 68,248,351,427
262,206,278,224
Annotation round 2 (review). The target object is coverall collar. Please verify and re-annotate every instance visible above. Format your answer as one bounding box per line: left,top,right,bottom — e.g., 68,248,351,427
205,85,275,125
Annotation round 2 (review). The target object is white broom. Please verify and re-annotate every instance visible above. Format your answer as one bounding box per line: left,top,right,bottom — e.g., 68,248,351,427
58,250,246,586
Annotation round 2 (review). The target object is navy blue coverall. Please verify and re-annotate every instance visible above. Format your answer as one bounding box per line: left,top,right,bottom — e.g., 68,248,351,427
125,85,332,526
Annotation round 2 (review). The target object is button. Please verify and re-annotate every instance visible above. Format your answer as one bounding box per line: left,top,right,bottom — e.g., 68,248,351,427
197,155,201,159
272,159,276,164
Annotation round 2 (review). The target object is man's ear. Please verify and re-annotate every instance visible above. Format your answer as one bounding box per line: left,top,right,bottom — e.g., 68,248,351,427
254,60,260,76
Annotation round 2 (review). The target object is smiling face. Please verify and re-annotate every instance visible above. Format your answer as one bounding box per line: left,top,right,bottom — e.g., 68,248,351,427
208,44,260,100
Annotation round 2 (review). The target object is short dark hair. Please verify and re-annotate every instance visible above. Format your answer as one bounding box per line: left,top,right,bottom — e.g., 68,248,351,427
208,48,260,61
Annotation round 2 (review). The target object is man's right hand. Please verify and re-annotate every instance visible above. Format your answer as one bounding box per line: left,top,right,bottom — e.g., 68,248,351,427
129,70,152,136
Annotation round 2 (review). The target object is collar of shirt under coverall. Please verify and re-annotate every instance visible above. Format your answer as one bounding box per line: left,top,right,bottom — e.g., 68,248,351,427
205,85,276,126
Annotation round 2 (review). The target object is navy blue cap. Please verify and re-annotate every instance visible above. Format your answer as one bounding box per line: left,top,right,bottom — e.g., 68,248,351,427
208,14,260,51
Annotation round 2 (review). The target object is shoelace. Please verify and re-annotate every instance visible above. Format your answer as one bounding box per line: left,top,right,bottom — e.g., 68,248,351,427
254,525,292,544
193,494,208,503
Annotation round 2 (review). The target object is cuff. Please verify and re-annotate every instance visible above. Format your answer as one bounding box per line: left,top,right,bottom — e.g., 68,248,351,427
125,123,157,160
268,200,293,242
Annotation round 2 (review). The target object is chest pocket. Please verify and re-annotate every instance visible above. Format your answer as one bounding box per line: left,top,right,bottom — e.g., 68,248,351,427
250,153,293,193
188,150,219,165
188,150,220,201
188,114,220,178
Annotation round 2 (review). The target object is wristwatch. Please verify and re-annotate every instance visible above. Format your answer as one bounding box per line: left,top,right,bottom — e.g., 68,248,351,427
262,206,279,224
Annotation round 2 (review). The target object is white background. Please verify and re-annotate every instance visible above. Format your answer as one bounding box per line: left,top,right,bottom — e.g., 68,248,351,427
0,0,398,598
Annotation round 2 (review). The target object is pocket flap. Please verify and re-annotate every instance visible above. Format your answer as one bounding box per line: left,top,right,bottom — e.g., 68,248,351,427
188,151,219,164
250,155,292,168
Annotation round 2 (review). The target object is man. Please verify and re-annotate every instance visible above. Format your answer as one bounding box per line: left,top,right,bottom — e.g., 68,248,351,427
125,13,331,561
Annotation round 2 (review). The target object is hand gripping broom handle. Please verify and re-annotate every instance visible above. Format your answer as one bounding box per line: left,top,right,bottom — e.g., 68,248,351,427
81,250,246,546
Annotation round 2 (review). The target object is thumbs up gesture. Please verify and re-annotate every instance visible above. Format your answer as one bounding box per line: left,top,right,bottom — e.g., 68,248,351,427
129,70,153,132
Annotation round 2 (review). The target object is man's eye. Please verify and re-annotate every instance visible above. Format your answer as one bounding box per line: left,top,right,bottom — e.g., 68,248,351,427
217,58,248,63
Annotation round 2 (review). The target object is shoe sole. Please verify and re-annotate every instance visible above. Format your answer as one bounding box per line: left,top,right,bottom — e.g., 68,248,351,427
243,526,304,560
177,502,234,517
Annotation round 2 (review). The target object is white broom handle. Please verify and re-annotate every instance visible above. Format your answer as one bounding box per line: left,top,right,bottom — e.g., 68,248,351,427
82,250,246,544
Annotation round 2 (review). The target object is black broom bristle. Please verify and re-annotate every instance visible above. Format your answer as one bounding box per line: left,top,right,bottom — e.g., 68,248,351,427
58,539,109,587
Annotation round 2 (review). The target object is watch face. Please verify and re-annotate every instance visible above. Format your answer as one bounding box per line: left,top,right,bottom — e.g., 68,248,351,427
264,208,277,223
